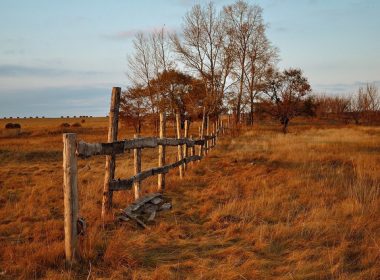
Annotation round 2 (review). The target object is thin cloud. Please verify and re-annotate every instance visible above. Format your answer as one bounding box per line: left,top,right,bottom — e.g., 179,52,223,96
0,65,102,77
3,49,25,55
0,86,112,117
313,81,380,94
274,26,287,33
102,26,180,40
102,29,142,40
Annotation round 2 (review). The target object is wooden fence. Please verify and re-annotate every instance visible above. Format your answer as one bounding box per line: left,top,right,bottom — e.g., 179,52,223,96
62,87,228,264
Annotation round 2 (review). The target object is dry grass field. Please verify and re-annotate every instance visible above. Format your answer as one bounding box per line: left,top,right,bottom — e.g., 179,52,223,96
0,117,379,279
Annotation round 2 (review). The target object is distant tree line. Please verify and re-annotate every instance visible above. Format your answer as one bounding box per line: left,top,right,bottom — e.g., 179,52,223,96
121,2,379,131
121,0,311,133
305,84,380,125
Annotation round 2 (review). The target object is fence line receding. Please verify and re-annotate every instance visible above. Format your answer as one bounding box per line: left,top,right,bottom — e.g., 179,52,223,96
62,87,229,264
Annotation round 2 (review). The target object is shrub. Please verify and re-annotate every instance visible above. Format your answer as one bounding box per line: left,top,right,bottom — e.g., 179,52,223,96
5,123,21,129
81,119,86,124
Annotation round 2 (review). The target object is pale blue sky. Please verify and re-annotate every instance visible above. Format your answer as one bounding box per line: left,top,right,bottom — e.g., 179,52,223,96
0,0,379,117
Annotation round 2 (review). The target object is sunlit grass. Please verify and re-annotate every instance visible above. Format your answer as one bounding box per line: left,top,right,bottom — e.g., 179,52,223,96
0,118,379,279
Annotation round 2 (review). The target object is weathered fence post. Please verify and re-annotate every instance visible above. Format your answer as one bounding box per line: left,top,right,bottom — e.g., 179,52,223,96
176,113,184,178
212,122,216,148
205,115,210,155
200,108,206,156
190,134,195,165
198,125,202,157
216,117,219,139
102,87,120,220
183,120,189,170
134,134,142,199
63,133,78,264
158,113,166,192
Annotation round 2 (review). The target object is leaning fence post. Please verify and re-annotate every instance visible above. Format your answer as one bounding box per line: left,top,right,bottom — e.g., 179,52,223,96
183,120,189,170
176,113,184,178
134,134,142,199
63,133,78,264
158,113,166,192
102,87,120,220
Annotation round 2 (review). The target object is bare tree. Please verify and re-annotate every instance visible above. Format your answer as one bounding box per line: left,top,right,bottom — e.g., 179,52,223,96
244,24,278,125
350,83,380,124
127,28,174,132
151,27,175,77
127,32,157,115
171,2,233,116
223,1,266,124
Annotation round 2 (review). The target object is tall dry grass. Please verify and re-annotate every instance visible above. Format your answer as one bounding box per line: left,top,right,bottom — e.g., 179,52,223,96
0,118,379,279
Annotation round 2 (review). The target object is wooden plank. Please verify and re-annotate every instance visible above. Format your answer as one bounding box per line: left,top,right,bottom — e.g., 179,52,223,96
129,193,162,212
63,133,78,264
158,113,166,192
110,155,202,191
204,135,216,140
102,87,120,219
133,134,142,200
76,140,124,157
176,113,184,178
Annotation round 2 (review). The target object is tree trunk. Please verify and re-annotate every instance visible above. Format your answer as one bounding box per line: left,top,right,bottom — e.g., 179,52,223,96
282,117,289,134
249,95,254,126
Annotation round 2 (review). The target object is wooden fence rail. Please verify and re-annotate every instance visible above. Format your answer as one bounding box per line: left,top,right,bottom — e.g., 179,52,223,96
76,137,210,158
62,87,229,264
109,155,202,191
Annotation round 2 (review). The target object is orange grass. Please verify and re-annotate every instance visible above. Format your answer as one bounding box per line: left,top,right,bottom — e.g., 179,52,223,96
0,118,379,279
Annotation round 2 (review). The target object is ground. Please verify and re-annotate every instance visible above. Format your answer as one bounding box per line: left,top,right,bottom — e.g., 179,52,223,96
0,117,379,279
